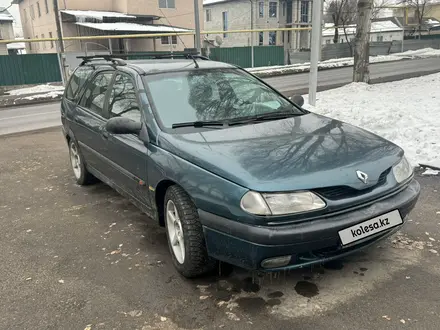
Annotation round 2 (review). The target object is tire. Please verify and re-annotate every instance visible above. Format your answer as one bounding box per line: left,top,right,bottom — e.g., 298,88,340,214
164,185,216,278
68,138,96,186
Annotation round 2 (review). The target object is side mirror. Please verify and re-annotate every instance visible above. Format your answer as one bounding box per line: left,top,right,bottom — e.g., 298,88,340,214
291,95,304,107
105,117,142,135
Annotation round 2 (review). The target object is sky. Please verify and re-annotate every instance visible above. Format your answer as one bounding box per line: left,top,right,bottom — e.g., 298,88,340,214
0,0,22,37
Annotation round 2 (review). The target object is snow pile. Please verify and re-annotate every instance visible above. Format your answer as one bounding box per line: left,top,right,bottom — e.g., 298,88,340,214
303,73,440,168
7,84,65,96
247,47,440,77
397,47,440,58
21,91,64,101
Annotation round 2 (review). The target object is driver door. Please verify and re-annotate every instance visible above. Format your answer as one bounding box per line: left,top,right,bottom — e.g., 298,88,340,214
101,72,152,211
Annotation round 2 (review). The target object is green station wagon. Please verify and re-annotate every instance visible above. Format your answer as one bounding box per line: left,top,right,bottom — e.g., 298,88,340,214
61,54,420,278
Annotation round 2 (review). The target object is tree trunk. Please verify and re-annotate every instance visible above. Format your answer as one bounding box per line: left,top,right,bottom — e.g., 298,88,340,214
353,0,373,83
333,27,339,43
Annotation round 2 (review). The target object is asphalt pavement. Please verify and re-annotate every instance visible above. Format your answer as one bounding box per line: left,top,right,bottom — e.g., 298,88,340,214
1,57,440,137
1,128,440,330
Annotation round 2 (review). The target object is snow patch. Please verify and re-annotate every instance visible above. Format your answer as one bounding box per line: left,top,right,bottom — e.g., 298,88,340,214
21,91,64,100
422,169,440,176
7,84,64,96
247,48,440,75
302,73,440,169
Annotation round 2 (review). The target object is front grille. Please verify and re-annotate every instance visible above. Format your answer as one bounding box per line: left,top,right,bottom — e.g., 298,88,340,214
314,168,391,200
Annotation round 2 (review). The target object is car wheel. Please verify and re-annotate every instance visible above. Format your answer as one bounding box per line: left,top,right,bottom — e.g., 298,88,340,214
68,139,95,186
164,185,216,278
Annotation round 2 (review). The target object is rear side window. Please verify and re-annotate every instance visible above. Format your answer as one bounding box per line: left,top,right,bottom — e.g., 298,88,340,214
79,72,114,117
65,66,94,101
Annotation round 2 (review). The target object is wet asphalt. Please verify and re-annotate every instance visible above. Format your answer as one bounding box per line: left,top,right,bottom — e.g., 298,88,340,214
0,128,440,330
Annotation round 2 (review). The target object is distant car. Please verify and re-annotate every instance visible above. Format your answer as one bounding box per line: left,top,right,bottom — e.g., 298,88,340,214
61,54,420,278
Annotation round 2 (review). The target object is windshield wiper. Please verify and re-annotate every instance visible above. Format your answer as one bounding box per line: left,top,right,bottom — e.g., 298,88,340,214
229,111,300,126
172,120,226,129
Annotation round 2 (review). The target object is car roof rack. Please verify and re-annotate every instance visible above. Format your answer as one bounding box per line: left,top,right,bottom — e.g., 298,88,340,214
113,52,210,61
77,55,127,66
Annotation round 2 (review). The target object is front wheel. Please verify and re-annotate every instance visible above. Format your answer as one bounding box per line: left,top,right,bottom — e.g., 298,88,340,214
164,185,216,278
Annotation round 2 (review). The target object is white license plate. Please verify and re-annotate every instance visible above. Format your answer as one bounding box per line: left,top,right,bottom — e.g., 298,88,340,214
338,210,403,246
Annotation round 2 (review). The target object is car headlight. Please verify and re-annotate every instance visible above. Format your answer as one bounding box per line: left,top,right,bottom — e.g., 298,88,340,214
392,156,413,183
240,191,326,216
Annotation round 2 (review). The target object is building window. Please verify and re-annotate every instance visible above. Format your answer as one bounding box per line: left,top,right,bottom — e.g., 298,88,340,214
161,36,177,44
37,2,41,17
41,34,45,49
35,35,39,50
30,5,35,19
206,9,211,22
326,39,330,44
282,2,286,16
259,2,264,18
222,11,228,38
286,1,292,23
23,8,27,22
259,31,263,45
269,2,277,18
300,0,309,23
376,35,384,41
45,0,49,13
269,31,276,45
159,0,175,8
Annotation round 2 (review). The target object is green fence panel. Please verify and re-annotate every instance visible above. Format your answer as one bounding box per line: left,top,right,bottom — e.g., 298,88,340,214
208,46,284,68
0,54,61,86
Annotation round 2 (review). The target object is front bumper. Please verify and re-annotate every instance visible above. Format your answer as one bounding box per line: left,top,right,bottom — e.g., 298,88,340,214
199,179,420,271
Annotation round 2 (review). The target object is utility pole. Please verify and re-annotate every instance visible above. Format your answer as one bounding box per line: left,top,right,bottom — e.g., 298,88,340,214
250,0,254,67
308,0,323,106
53,0,67,84
353,0,373,83
194,0,202,54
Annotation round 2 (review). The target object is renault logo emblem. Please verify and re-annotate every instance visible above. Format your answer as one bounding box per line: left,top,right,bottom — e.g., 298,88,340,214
356,170,369,184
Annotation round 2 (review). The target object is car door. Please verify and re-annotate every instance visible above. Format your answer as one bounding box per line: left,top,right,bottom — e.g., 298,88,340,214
101,71,152,211
71,70,115,174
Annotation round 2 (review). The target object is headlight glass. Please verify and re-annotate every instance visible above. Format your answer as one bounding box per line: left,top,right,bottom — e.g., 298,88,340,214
392,156,413,183
240,191,326,216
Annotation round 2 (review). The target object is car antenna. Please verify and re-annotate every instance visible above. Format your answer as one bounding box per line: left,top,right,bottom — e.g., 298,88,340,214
188,54,199,68
158,8,200,68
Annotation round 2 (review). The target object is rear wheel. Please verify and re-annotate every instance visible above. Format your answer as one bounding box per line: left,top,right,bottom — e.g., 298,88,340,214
68,139,96,186
164,185,216,278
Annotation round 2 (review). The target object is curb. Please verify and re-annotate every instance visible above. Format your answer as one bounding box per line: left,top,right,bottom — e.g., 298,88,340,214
0,97,62,110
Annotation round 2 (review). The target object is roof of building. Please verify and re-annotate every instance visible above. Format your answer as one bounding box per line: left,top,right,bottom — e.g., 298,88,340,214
203,0,235,6
61,10,137,20
76,22,192,33
0,7,14,21
323,20,402,36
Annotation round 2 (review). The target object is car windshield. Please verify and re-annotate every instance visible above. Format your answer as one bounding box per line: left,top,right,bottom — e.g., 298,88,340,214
144,68,304,128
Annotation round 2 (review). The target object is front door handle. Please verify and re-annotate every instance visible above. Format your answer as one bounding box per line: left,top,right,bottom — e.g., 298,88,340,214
102,129,109,139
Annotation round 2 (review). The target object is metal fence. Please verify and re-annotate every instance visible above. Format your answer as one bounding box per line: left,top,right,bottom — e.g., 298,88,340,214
208,46,284,68
0,53,62,86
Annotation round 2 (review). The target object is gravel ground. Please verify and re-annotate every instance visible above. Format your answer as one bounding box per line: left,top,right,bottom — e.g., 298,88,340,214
1,128,440,330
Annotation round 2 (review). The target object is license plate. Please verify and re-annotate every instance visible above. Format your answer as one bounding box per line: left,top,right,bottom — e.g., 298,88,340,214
338,210,403,246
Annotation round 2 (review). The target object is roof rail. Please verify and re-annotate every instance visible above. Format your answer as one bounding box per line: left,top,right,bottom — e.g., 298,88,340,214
77,55,127,66
113,52,210,61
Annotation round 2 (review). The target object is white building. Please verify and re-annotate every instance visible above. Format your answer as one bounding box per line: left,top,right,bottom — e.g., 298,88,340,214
322,20,404,44
0,7,15,55
203,0,313,49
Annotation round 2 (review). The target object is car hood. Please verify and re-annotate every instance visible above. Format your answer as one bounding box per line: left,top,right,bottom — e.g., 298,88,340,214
158,113,403,192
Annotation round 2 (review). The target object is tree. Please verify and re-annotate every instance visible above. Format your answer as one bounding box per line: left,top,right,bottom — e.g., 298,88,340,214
353,0,373,82
399,0,432,39
326,0,358,44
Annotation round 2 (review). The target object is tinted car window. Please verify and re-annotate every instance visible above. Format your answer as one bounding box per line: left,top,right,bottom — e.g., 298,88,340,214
108,74,141,122
144,68,303,128
79,72,114,117
65,66,94,101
